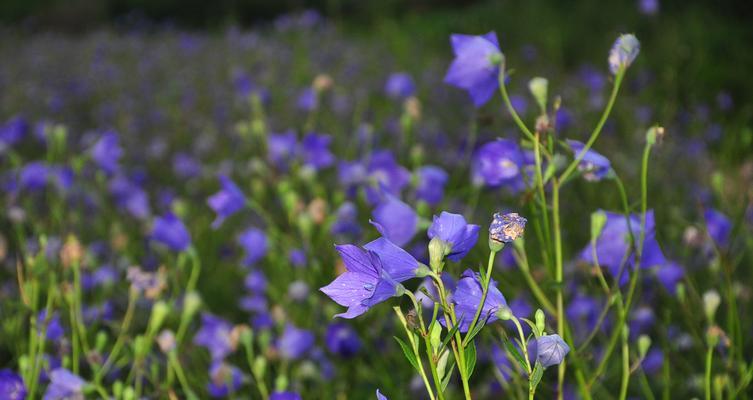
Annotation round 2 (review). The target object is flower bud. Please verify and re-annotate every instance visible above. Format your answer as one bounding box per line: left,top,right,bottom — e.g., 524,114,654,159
608,34,640,75
496,305,513,321
60,235,84,268
637,335,651,358
157,330,176,353
646,125,665,145
313,74,333,92
489,212,527,250
535,309,546,335
428,237,450,271
590,210,608,242
528,77,549,113
149,301,170,334
703,290,721,322
182,291,202,321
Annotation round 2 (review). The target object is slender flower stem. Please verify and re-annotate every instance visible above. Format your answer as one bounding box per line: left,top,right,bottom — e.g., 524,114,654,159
28,277,56,399
498,69,551,158
242,337,269,399
463,249,498,346
431,274,472,400
170,351,198,400
513,246,556,314
559,68,625,183
394,305,436,400
704,345,713,400
551,178,566,400
96,287,138,382
618,326,630,400
405,291,446,400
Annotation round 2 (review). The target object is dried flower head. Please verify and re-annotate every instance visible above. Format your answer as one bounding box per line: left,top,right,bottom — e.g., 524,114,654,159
489,212,527,244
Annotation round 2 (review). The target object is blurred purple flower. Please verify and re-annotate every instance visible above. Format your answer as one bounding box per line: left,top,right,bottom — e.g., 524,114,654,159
268,130,298,169
704,208,732,247
237,228,268,266
208,175,246,229
90,130,123,175
279,324,315,360
608,34,640,75
384,72,416,99
655,261,685,294
416,166,449,206
43,368,85,400
444,32,502,107
371,194,417,246
566,140,612,181
300,132,335,170
472,139,524,188
151,212,191,252
207,362,243,398
194,313,236,361
331,202,362,238
325,322,361,358
270,392,302,400
365,150,411,204
0,369,26,400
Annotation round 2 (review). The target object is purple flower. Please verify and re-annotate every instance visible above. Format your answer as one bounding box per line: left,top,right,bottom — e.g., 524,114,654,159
320,244,406,319
172,153,203,179
472,139,524,188
451,269,508,332
331,202,362,237
655,261,684,294
300,132,335,170
43,368,85,400
289,248,307,268
90,130,122,175
384,72,416,99
325,322,361,358
0,369,26,400
704,208,732,247
630,307,655,337
489,212,527,244
109,175,151,219
641,348,664,375
297,87,317,111
244,269,268,293
370,194,418,246
237,228,268,266
278,324,315,360
194,313,236,361
608,34,640,75
270,392,302,400
416,166,449,206
38,310,64,341
365,150,411,204
268,130,298,169
207,362,243,398
151,212,191,252
638,0,659,15
428,212,480,261
207,175,246,229
363,237,425,282
580,210,666,285
566,140,612,181
376,389,389,400
0,116,29,146
536,334,570,368
444,32,503,107
18,162,49,191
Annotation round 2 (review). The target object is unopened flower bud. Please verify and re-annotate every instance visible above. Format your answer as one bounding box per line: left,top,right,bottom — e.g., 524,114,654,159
637,335,651,358
608,34,640,75
313,74,333,92
646,126,665,145
496,305,513,321
703,290,721,322
528,77,549,112
535,309,546,335
157,330,176,353
60,235,84,268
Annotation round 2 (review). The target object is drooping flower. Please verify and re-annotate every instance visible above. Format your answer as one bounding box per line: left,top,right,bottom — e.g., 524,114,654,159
320,244,406,319
151,212,191,252
384,72,416,99
608,34,640,75
471,139,524,188
193,313,236,361
428,212,480,261
0,369,26,400
278,324,315,360
207,175,246,229
207,362,243,398
43,368,86,400
566,140,612,181
90,130,123,175
237,228,268,266
580,210,666,285
370,194,417,247
325,322,362,358
444,32,503,107
489,212,527,244
300,132,335,170
536,334,570,368
704,208,732,247
450,269,508,332
416,166,449,206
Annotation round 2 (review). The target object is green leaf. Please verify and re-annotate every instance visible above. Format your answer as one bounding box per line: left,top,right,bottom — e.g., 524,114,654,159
503,338,529,372
441,358,456,392
439,322,460,353
436,348,450,380
464,316,487,344
531,362,545,390
394,336,420,372
521,318,540,337
464,341,477,378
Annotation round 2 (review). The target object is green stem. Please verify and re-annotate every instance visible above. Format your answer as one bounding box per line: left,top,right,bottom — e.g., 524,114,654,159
96,287,138,382
705,345,713,400
394,305,436,400
242,337,269,399
618,326,630,400
559,68,625,183
513,247,556,314
432,274,471,400
552,179,565,400
498,69,550,157
463,249,499,346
